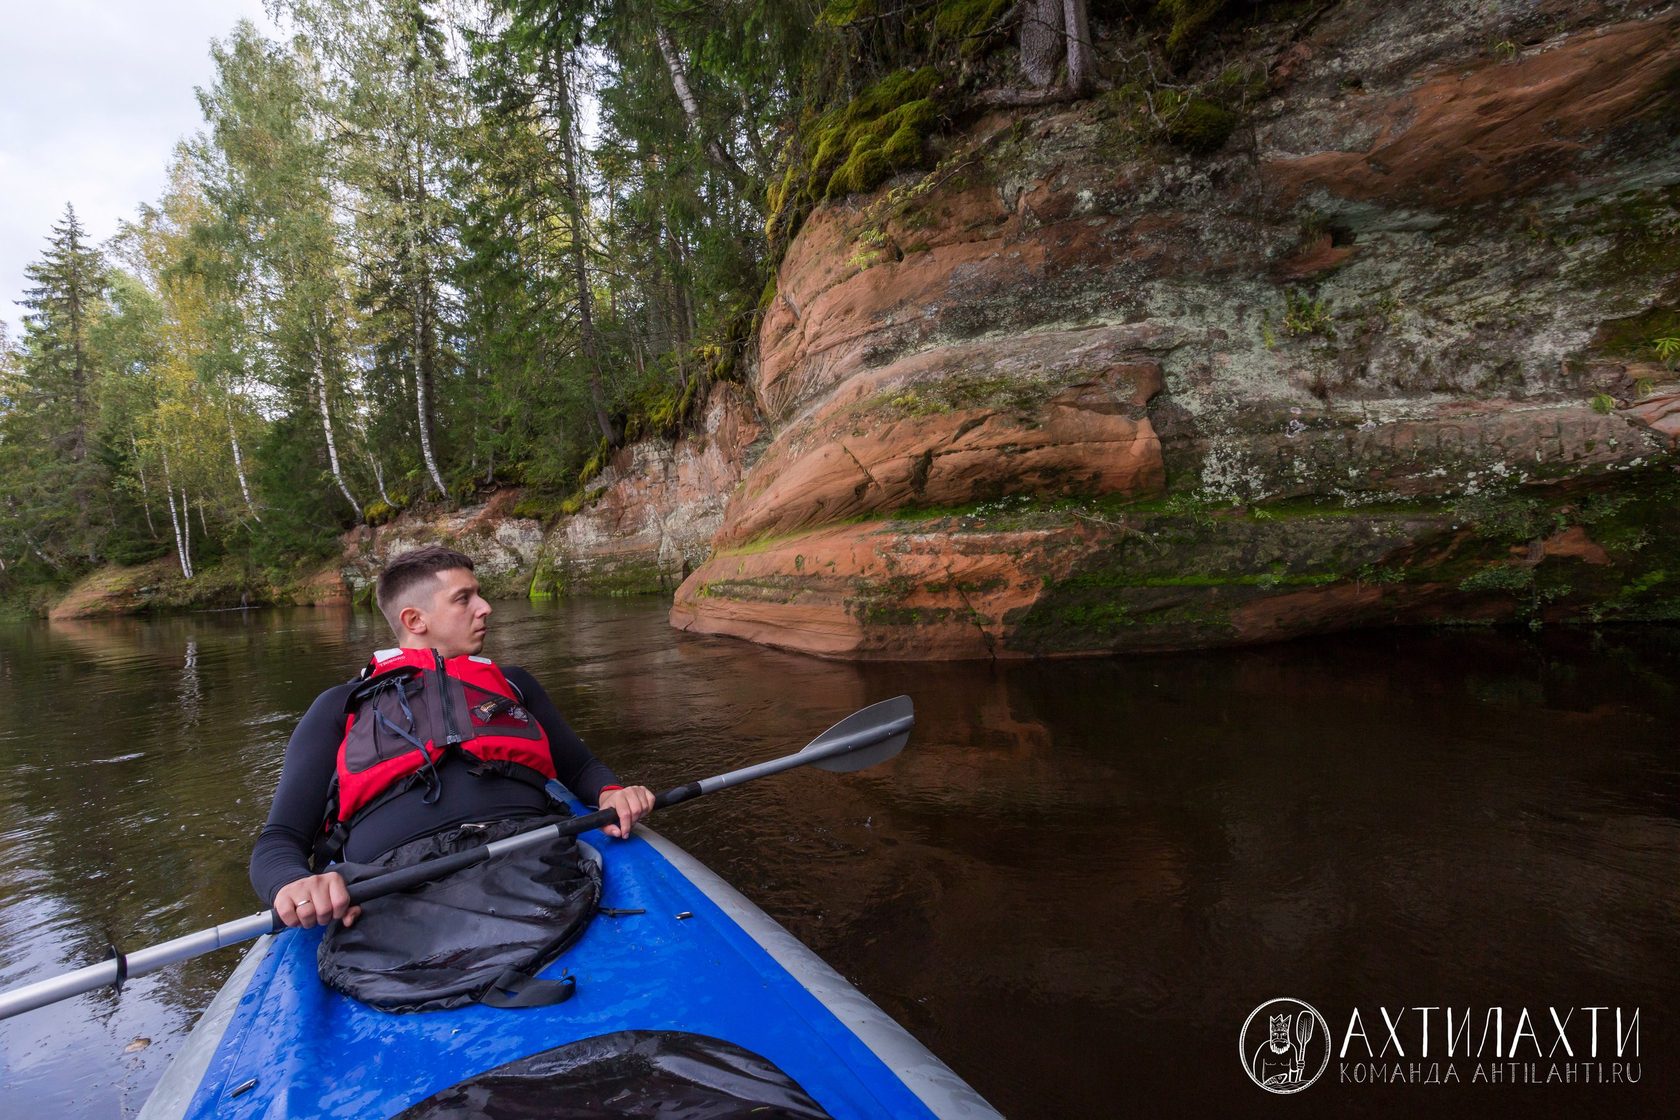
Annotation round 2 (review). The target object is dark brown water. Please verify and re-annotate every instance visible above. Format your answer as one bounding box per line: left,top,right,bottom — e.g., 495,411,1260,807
1,601,1678,1118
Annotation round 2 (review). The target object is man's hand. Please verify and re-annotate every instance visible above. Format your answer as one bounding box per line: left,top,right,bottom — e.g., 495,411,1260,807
274,872,362,929
598,786,655,839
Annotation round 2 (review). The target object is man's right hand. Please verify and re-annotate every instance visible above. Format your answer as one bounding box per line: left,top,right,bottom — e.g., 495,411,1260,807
274,872,362,929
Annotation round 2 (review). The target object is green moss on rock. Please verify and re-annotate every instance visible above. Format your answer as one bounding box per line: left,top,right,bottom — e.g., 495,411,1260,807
767,68,945,248
1163,96,1239,153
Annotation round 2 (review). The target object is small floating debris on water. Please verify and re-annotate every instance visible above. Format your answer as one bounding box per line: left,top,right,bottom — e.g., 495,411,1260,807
88,753,145,766
124,1037,151,1053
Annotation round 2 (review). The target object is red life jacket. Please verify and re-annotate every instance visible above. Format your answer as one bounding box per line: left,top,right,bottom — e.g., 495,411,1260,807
333,648,557,826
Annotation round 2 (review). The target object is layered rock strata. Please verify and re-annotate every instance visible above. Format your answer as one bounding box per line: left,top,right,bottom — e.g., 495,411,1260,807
672,2,1680,658
539,383,764,594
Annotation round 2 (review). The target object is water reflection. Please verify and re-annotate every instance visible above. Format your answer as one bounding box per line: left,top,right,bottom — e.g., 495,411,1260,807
0,606,1677,1118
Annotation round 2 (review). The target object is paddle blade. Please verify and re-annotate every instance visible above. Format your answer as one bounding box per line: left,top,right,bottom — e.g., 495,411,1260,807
800,695,913,772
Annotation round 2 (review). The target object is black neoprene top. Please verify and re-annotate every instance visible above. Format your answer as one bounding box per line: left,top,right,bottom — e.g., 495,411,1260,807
248,666,619,907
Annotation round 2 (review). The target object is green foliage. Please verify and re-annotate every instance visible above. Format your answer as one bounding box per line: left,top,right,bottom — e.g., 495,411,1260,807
0,205,127,574
1157,0,1225,56
1452,493,1548,543
1590,392,1617,414
1159,93,1239,153
1283,290,1335,338
363,497,408,525
1655,336,1680,368
1459,564,1534,593
769,68,944,248
1593,306,1680,362
934,0,1016,46
504,491,571,522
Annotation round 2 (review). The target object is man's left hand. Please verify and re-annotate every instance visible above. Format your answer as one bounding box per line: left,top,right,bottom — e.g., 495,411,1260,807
598,786,655,838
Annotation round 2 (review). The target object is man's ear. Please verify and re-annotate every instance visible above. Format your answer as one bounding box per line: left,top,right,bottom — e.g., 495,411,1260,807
398,603,428,637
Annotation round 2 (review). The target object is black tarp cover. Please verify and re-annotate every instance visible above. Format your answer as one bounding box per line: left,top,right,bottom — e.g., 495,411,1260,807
392,1029,834,1119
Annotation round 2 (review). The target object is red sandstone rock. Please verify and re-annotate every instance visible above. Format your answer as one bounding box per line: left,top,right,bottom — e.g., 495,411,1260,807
1266,12,1680,208
673,519,1098,659
718,347,1165,547
1271,232,1354,282
1526,525,1612,566
671,9,1680,661
551,383,764,589
1622,389,1680,447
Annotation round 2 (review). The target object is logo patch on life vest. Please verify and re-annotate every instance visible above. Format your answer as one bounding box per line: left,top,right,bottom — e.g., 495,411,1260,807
471,696,529,725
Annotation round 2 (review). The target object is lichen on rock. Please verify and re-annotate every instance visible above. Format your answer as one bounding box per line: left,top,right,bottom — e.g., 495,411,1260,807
671,2,1680,659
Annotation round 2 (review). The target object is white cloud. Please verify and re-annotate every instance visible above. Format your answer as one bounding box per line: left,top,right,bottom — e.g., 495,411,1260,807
0,0,279,328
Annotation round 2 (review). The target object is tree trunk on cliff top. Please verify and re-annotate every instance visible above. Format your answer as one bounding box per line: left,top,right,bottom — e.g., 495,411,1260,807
655,24,751,195
1063,0,1093,96
981,0,1094,105
412,268,447,499
1021,0,1065,87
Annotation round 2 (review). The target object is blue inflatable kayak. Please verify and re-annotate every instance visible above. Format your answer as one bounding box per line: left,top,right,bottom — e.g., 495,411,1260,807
137,820,1002,1119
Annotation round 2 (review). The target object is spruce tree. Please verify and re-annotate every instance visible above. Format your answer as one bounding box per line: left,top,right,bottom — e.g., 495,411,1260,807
6,205,114,567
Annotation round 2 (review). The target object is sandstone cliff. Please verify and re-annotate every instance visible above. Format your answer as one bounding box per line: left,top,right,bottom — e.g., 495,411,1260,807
49,4,1680,659
666,1,1680,657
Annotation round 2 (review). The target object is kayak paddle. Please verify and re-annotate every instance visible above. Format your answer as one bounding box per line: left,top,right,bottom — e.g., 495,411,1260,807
0,695,913,1022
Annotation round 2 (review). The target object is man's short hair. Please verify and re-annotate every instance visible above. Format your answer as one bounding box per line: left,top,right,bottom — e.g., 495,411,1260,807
376,545,476,632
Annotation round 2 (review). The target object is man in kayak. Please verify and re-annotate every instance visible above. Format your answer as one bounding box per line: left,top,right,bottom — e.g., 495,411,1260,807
248,544,654,1009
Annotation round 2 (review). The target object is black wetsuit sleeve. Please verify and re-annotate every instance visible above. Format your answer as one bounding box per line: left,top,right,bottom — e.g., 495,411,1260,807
503,667,621,804
248,682,355,907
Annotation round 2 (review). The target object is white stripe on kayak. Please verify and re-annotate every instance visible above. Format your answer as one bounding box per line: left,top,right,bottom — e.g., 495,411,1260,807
637,827,1004,1120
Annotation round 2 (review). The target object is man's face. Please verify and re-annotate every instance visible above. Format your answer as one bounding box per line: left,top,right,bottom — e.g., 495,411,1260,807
413,568,491,658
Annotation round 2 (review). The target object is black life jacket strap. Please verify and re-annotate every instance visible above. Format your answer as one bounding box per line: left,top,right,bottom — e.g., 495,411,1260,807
314,756,556,868
478,966,576,1009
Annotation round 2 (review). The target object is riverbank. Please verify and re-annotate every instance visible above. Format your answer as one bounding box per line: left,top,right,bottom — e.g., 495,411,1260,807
19,4,1680,656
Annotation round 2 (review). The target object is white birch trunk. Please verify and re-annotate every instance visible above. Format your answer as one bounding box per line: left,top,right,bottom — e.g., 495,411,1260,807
365,449,394,507
313,333,360,513
655,26,749,190
226,404,260,522
130,433,158,538
160,444,191,579
181,487,193,579
412,285,447,497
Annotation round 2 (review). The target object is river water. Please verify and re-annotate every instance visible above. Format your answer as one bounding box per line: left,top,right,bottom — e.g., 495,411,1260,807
0,600,1677,1118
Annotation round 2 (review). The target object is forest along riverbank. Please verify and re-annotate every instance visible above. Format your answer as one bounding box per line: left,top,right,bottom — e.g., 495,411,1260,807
1,600,1677,1118
8,4,1680,661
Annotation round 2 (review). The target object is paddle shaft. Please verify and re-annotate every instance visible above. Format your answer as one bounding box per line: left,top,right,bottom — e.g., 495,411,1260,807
348,710,911,904
0,706,911,1021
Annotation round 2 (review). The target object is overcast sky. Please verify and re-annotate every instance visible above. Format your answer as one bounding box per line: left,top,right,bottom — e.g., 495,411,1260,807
0,1,280,333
